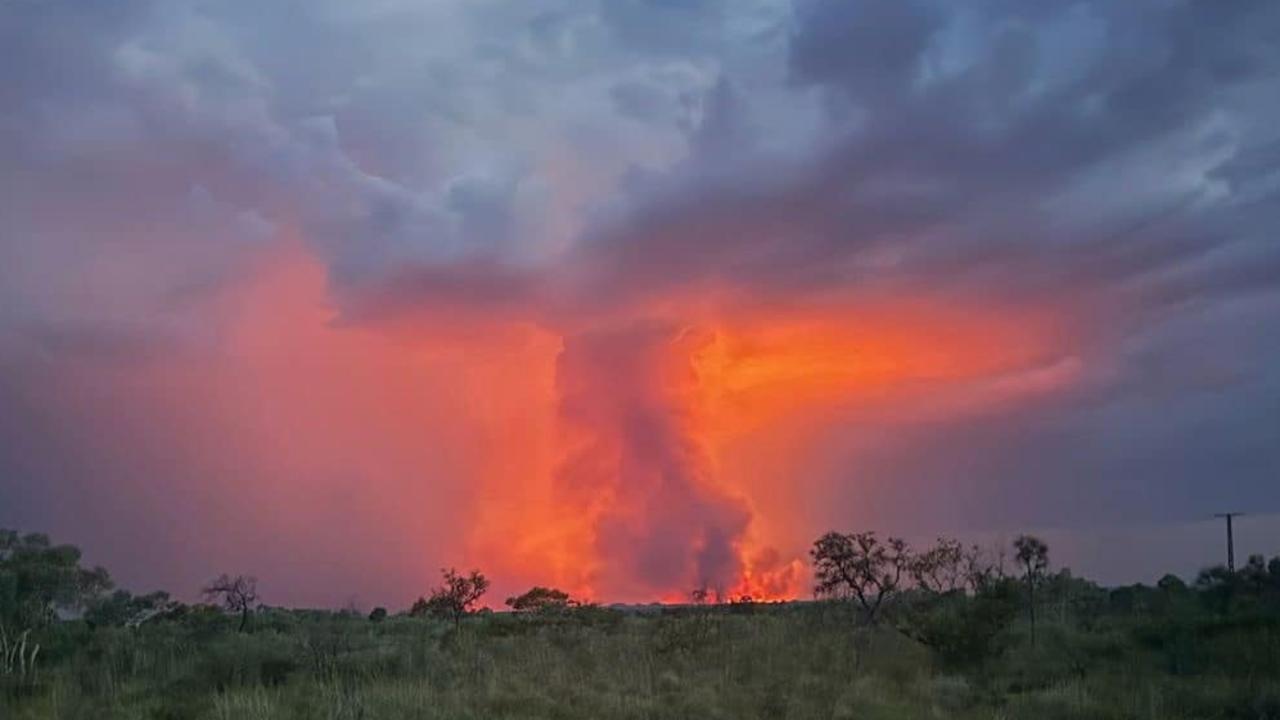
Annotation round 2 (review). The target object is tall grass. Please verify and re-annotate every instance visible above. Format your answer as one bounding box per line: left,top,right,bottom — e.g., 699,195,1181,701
3,605,1278,719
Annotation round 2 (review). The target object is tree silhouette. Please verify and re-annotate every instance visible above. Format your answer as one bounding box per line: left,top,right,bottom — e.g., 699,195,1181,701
811,531,911,624
202,574,258,632
1013,535,1049,645
411,568,488,626
1241,554,1270,594
505,586,574,614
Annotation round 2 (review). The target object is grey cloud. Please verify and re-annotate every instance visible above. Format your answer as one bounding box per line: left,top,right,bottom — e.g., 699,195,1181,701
610,80,672,123
566,0,1280,308
546,0,1280,529
2,0,1280,601
790,0,943,101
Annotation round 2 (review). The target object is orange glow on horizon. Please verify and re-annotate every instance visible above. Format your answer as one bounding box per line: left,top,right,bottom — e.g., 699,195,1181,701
204,239,1078,606
469,300,1075,603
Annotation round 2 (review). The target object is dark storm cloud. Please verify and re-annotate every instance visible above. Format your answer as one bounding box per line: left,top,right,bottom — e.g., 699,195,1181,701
790,0,944,100
569,0,1280,311
547,0,1280,529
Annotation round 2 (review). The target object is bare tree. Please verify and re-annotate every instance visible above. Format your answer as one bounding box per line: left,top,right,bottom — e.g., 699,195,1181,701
202,574,259,632
811,531,911,624
410,568,488,626
965,542,1008,592
910,538,969,595
1013,535,1049,645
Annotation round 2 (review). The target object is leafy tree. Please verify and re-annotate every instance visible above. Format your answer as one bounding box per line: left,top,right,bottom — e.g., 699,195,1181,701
1194,564,1237,614
368,607,388,622
1013,535,1049,645
410,568,488,626
1240,554,1270,595
1157,574,1188,594
0,529,113,631
505,586,575,614
202,574,259,632
811,531,911,624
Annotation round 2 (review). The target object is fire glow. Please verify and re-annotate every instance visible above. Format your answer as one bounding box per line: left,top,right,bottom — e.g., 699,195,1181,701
128,242,1076,606
462,297,1074,603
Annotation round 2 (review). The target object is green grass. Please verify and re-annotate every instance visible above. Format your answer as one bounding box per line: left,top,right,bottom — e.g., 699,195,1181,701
4,602,1279,720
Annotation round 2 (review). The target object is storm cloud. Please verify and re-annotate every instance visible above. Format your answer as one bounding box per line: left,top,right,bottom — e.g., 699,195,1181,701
2,0,1279,604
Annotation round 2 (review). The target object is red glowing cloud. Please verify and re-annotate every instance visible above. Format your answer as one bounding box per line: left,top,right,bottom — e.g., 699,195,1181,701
453,288,1078,602
7,229,1079,606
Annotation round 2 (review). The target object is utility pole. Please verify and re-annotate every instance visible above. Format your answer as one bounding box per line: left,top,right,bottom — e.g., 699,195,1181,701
1214,512,1244,572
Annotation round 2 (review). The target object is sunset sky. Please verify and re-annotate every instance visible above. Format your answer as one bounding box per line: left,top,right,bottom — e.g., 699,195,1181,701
2,0,1279,607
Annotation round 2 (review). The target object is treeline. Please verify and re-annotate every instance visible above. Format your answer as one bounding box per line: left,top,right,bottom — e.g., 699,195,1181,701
809,530,1280,672
4,526,1280,706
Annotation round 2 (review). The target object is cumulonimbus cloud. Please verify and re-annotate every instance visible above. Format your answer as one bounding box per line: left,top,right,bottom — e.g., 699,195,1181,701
2,0,1279,604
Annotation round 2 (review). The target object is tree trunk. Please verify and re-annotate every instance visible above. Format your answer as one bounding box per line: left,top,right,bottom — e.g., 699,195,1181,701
1027,580,1036,647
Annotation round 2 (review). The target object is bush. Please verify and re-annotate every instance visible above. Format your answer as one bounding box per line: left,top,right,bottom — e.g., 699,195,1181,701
895,581,1019,673
194,632,300,691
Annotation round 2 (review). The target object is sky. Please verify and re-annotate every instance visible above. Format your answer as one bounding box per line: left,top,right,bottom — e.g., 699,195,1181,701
1,0,1279,608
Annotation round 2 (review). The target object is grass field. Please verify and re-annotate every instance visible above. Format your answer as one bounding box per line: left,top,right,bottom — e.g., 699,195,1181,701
6,529,1280,719
4,597,1280,720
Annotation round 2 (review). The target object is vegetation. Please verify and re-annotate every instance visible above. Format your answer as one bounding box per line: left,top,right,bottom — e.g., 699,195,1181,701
3,526,1280,719
1013,535,1050,646
202,575,259,633
408,569,489,627
505,586,576,614
811,531,911,623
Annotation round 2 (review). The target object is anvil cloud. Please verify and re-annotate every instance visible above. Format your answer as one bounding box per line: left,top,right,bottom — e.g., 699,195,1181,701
2,0,1279,606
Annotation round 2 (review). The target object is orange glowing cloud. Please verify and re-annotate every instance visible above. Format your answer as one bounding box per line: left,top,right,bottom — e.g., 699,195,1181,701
31,232,1081,606
79,225,1078,607
462,294,1077,603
